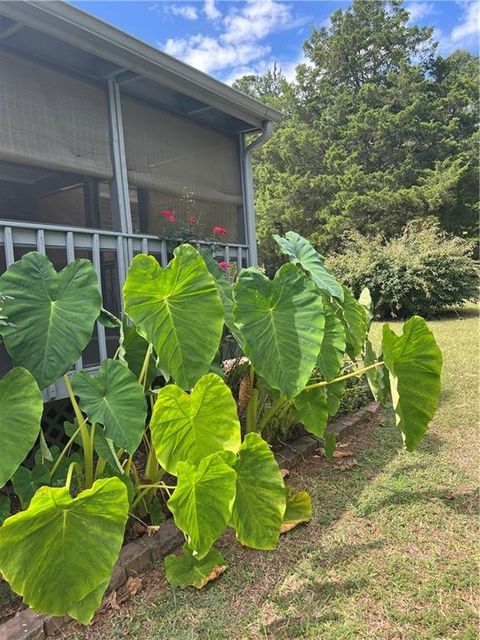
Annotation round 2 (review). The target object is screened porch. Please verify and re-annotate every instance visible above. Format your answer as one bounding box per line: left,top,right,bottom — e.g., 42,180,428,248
0,1,281,398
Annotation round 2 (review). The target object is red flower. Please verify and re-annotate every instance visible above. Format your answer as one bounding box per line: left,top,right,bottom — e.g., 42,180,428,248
168,215,176,223
161,209,172,217
218,261,230,270
213,226,227,236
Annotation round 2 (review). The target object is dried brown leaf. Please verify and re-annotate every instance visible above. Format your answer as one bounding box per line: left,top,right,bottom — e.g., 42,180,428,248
238,374,252,412
199,564,227,588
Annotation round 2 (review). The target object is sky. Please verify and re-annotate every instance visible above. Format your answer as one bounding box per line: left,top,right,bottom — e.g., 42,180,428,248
70,0,480,84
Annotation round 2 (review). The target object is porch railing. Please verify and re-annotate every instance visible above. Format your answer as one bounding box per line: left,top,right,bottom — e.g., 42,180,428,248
0,219,249,399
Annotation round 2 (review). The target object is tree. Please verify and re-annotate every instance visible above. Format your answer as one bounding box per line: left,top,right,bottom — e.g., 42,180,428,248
239,0,479,270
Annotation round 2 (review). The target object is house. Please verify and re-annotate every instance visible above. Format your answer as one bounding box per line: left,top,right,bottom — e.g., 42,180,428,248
0,1,281,398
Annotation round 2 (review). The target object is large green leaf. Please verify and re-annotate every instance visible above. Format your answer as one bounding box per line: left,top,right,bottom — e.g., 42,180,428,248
233,264,325,399
0,477,128,623
167,452,237,559
11,463,50,509
364,338,390,405
165,545,227,589
0,496,10,524
281,489,312,533
0,252,101,389
359,287,374,326
230,433,285,550
382,316,442,451
292,386,329,437
72,359,146,455
0,367,43,488
123,245,224,389
317,304,346,380
326,379,347,417
151,373,241,475
338,286,368,360
274,231,344,301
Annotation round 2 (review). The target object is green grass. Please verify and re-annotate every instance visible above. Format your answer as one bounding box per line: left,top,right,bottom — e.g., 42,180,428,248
55,305,480,638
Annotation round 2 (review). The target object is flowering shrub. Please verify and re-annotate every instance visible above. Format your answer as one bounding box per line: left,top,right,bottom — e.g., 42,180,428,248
158,189,230,249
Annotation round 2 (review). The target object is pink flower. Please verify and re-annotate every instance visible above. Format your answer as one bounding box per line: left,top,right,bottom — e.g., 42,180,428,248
218,261,230,270
168,215,176,223
161,209,172,218
186,215,199,224
213,226,227,236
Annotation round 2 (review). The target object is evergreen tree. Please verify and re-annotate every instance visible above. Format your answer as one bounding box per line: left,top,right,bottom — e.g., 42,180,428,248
233,0,479,269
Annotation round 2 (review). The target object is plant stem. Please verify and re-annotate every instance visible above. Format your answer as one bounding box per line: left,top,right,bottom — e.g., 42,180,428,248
130,482,176,511
64,374,94,489
94,457,107,479
257,396,289,434
138,343,153,389
246,388,259,433
65,461,82,492
304,361,384,391
137,483,177,490
49,425,81,479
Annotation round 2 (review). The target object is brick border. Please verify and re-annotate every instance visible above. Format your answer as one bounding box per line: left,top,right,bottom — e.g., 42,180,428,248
0,402,380,640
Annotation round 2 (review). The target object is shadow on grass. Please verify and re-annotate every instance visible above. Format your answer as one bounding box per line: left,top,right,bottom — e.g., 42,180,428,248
52,415,431,639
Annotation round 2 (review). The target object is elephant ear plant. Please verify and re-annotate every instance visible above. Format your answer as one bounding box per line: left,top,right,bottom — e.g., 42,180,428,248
0,234,442,624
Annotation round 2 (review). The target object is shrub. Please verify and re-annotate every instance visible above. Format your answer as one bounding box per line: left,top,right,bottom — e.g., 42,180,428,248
0,233,443,624
327,220,479,318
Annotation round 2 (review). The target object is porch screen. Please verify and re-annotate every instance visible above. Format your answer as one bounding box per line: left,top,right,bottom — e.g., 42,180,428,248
0,52,112,178
121,96,242,206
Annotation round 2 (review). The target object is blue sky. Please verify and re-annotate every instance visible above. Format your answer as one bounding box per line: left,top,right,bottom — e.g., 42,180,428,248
70,1,480,83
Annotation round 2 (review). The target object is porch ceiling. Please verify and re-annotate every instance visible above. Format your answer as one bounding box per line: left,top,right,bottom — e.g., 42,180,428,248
0,2,282,136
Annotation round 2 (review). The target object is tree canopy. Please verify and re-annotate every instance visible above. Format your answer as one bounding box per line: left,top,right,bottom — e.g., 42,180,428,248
233,0,479,271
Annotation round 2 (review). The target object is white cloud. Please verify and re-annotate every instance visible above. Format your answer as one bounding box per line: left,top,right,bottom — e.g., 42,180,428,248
165,4,199,21
405,2,435,24
164,34,269,74
204,0,221,21
222,0,302,44
451,0,480,42
160,0,309,79
436,0,480,53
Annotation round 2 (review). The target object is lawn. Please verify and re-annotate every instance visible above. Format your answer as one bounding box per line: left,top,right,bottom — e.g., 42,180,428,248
50,304,479,639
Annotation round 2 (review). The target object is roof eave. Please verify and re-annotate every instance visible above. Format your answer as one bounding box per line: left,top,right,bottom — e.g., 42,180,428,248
0,0,283,131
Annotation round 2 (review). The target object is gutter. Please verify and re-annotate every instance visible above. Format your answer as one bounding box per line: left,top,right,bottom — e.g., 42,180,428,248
242,121,275,267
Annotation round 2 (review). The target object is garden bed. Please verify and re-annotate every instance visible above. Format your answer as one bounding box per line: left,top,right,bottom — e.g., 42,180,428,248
0,402,381,640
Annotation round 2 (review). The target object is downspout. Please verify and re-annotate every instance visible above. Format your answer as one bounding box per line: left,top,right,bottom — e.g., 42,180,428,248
242,121,274,266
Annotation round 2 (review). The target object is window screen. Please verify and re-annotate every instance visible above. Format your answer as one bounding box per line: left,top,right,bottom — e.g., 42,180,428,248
121,96,244,242
0,52,113,178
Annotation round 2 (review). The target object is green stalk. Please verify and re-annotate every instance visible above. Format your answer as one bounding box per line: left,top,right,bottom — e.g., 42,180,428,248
144,439,159,482
138,343,153,389
94,457,107,479
304,361,384,392
245,365,259,433
49,424,81,480
257,396,290,434
65,461,83,492
130,482,176,511
246,388,259,433
64,374,94,489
